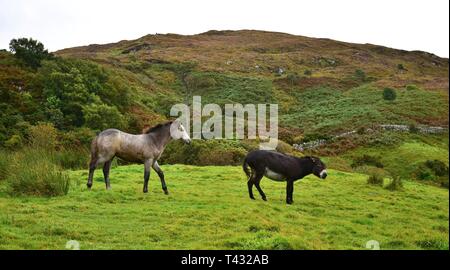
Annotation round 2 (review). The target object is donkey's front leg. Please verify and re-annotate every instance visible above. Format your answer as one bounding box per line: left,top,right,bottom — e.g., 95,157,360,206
143,159,153,193
286,180,294,204
152,161,168,195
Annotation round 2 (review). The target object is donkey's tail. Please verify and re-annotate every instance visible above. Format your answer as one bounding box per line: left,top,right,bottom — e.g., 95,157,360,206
242,158,252,179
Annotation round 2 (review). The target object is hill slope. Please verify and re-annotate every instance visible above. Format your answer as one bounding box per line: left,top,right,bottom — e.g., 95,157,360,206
56,30,449,134
1,30,448,170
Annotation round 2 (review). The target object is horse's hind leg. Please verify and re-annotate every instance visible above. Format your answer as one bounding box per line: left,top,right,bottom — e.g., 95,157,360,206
143,159,152,193
152,161,168,195
103,159,113,190
253,172,267,201
87,158,97,189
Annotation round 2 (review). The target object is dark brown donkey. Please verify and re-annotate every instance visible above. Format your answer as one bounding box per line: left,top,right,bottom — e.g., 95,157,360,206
243,150,327,204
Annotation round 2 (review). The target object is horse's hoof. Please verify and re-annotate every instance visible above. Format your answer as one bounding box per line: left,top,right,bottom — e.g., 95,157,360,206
250,196,255,200
262,197,267,201
286,200,293,205
163,190,169,195
143,189,148,193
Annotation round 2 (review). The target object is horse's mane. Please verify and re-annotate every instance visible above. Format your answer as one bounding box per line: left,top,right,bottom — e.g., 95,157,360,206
142,121,173,134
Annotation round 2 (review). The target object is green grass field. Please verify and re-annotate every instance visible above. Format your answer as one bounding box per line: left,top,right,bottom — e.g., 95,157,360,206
0,164,448,250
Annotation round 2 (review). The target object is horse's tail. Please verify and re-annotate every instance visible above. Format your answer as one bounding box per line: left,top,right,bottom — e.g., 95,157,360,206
90,136,99,160
243,158,252,179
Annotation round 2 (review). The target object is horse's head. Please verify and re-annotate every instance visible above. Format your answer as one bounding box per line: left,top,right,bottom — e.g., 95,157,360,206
170,120,191,144
309,157,327,179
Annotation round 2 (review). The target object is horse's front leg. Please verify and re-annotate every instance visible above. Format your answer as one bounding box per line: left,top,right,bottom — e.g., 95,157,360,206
143,159,152,193
152,161,168,195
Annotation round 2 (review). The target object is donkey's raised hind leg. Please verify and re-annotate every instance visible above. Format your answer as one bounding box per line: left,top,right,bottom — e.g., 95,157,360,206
254,176,267,201
143,159,153,193
247,169,256,200
253,172,266,201
103,159,113,190
152,161,168,195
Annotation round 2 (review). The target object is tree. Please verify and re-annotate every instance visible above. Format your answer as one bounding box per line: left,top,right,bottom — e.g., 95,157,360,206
383,87,397,101
9,38,52,69
82,103,126,131
354,69,367,82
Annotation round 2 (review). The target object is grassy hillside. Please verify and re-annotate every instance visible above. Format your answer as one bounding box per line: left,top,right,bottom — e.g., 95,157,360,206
56,30,449,138
0,164,448,250
2,30,448,170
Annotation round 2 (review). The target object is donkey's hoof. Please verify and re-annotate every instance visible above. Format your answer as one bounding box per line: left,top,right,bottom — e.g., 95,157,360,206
249,196,256,200
143,189,148,193
163,189,169,195
286,200,293,205
262,197,267,201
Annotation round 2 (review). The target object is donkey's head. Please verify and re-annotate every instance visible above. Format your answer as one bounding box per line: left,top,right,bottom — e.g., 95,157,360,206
309,157,327,179
170,120,191,144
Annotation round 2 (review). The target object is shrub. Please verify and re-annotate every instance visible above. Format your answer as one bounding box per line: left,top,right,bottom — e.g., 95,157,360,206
367,173,384,186
6,148,70,196
415,165,436,181
83,103,127,131
354,69,367,82
408,124,419,133
286,73,301,85
4,134,23,149
385,175,403,191
414,160,449,184
424,160,448,177
351,155,384,168
440,177,449,189
356,127,366,135
186,73,217,89
304,69,312,76
302,133,331,143
54,147,90,170
276,140,294,154
28,122,58,149
0,150,10,180
397,63,405,70
383,88,397,101
406,84,418,91
59,127,96,147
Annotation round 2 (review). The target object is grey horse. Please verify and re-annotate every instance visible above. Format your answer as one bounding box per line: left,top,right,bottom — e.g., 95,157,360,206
87,120,191,193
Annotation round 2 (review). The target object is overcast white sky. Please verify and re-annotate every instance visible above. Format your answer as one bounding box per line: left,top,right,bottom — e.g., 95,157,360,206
0,0,448,57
